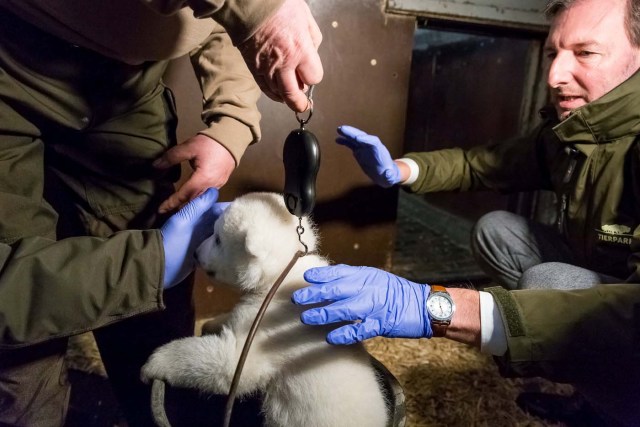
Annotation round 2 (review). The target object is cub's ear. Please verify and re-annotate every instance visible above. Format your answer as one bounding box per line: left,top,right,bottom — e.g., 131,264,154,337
243,228,264,259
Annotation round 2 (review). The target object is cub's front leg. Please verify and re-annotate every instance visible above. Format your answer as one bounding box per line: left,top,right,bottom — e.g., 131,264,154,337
141,329,241,394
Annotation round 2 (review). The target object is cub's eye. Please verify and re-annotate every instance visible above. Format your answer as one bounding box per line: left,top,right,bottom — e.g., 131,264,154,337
215,235,221,246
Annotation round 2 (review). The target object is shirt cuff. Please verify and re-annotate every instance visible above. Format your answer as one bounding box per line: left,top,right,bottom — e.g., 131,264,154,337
396,158,419,185
479,291,508,356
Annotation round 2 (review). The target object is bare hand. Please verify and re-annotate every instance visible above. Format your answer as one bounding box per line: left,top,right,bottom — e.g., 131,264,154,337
153,134,235,213
239,0,323,112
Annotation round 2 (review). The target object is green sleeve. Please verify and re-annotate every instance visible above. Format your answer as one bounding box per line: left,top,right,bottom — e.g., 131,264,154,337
403,125,550,195
0,230,165,348
486,285,640,383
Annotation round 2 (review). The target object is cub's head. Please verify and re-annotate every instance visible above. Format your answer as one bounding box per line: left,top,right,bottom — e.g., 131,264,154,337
195,192,318,292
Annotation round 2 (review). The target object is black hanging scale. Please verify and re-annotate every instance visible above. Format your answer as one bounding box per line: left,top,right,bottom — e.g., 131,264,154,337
283,89,320,217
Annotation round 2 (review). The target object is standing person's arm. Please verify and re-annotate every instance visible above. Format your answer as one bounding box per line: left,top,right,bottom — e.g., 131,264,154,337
154,23,262,213
143,0,323,112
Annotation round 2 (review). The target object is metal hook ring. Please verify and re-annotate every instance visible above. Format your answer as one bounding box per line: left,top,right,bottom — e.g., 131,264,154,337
295,101,314,127
295,85,315,127
296,220,309,255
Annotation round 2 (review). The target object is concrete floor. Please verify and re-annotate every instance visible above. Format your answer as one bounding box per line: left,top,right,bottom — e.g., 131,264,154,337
392,191,488,285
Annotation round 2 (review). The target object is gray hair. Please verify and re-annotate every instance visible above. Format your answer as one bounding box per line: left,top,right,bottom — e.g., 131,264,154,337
545,0,640,47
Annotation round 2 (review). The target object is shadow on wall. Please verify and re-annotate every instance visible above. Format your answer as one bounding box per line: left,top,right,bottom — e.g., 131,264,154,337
221,179,399,228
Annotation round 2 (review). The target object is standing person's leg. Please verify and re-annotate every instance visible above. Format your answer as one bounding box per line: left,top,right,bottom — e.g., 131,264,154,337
43,60,195,425
0,108,71,426
0,119,71,426
0,12,79,425
0,341,71,427
0,8,191,425
470,210,575,289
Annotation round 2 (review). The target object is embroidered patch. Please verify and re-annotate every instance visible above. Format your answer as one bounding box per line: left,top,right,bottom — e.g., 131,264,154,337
595,224,633,246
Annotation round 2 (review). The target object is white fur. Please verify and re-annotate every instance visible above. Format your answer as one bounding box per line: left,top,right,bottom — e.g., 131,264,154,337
141,192,389,427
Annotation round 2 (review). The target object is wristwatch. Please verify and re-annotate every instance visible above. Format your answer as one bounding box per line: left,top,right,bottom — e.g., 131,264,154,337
426,285,456,337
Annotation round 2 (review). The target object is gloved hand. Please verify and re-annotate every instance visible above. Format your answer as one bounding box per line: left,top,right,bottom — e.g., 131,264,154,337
336,125,401,188
292,264,432,344
161,188,228,289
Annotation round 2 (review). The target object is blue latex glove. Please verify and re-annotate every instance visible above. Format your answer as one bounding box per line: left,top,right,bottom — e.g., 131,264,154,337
336,125,401,188
161,188,228,289
292,264,432,344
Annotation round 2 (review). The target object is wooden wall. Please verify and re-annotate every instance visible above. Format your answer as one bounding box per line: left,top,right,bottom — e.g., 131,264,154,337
164,0,416,319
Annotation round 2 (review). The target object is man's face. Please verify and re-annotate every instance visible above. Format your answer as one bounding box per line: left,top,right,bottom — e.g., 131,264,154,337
545,0,640,120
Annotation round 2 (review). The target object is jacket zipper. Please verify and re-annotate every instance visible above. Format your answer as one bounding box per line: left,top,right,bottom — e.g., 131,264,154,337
556,147,580,234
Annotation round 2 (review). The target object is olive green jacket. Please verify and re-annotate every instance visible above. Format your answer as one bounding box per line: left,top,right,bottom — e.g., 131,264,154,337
486,284,640,425
405,69,640,280
0,0,281,349
405,70,640,380
0,232,166,349
0,0,274,164
485,285,640,382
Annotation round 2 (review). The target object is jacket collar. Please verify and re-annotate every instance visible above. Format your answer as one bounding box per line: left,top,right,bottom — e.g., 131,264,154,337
551,68,640,144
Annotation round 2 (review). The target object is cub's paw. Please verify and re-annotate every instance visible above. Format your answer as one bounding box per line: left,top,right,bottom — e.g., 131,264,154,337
140,338,196,387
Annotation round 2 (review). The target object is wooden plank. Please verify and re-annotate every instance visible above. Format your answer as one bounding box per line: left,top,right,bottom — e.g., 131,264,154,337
387,0,549,32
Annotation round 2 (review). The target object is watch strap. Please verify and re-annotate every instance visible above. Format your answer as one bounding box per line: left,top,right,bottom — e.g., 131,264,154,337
431,285,446,293
431,321,449,338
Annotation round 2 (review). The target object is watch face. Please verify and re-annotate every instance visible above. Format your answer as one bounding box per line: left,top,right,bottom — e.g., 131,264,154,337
427,293,454,321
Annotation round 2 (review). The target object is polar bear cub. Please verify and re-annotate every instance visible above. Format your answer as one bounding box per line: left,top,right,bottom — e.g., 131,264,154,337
141,192,389,427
